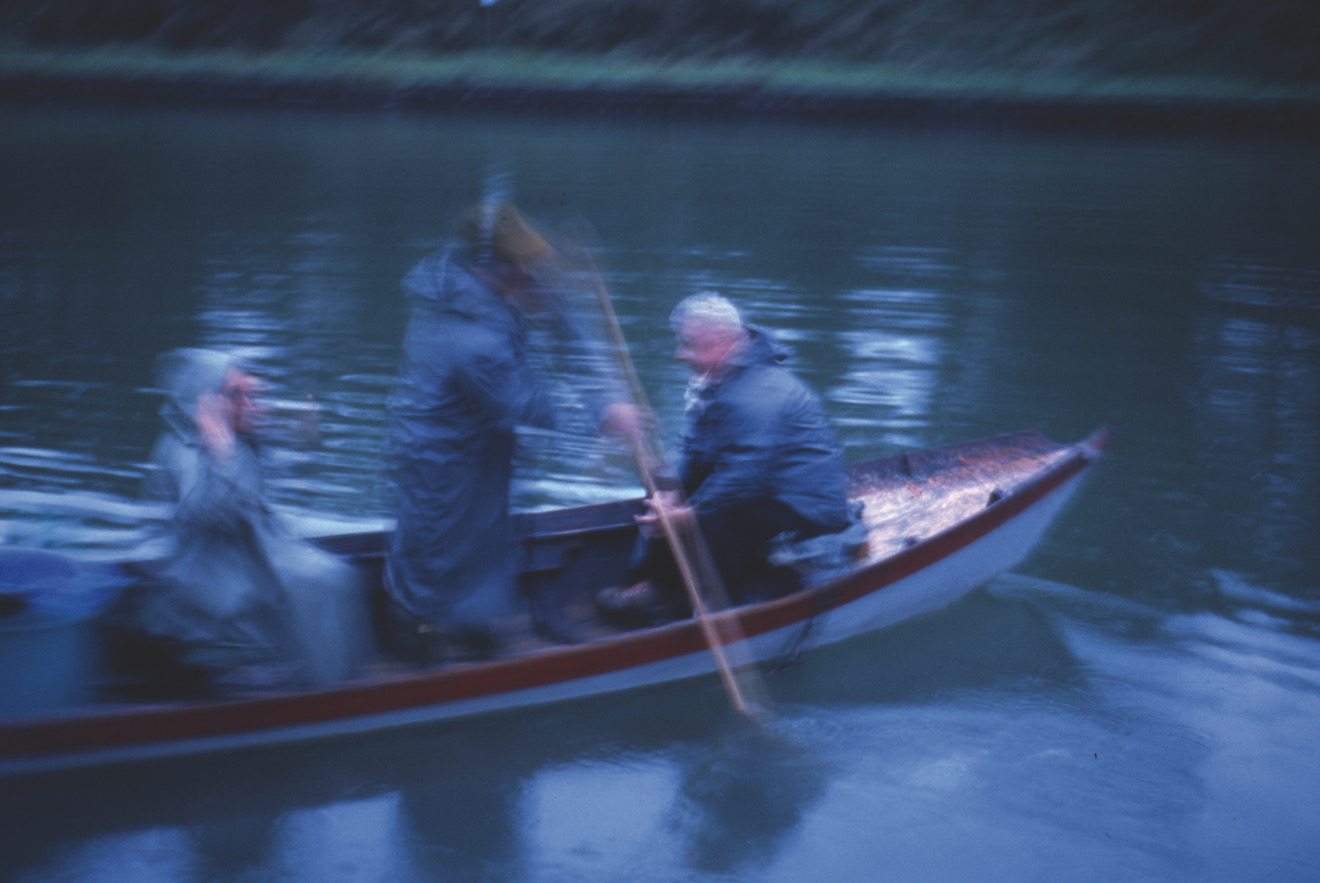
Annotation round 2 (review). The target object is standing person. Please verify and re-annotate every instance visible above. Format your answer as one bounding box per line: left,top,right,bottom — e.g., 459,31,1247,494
596,291,853,625
384,202,641,660
136,348,367,689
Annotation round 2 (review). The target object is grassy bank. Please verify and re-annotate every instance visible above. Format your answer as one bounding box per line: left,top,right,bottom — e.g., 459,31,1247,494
4,42,1318,103
2,1,1319,123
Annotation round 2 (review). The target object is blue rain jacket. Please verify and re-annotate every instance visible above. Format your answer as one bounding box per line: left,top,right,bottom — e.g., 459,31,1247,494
384,249,570,627
142,348,366,685
680,327,851,534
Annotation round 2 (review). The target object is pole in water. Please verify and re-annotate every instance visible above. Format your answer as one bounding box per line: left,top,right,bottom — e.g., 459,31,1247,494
574,227,770,720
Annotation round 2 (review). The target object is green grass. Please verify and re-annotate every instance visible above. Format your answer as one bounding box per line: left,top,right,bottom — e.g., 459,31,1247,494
2,42,1318,107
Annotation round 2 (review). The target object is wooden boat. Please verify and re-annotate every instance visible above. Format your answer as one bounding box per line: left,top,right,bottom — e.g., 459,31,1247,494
0,427,1110,775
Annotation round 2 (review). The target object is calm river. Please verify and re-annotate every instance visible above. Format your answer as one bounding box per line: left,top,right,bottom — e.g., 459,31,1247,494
1,103,1318,881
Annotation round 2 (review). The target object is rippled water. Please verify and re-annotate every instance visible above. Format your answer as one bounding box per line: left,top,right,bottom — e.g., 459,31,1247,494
1,104,1318,881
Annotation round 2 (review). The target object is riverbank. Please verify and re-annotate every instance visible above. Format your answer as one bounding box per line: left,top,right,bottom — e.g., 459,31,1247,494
5,1,1319,132
4,45,1318,136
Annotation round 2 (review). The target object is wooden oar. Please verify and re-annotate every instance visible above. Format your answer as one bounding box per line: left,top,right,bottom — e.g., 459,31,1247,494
574,237,768,719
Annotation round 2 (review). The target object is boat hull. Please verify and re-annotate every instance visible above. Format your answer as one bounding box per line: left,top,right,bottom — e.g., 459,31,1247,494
0,428,1108,775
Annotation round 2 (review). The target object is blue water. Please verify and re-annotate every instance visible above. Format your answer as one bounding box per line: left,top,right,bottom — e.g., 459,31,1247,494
1,103,1318,881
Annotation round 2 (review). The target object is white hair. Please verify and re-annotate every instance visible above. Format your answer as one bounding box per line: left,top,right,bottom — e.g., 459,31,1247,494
669,291,744,335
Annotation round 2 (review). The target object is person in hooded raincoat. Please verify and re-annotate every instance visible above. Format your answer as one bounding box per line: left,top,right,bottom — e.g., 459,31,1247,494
385,202,642,657
597,291,854,624
137,348,367,687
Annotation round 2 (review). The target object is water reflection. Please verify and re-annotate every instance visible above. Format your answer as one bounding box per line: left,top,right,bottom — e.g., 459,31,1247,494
190,228,400,518
1,700,832,881
4,577,1320,881
1191,260,1320,592
828,245,961,455
4,109,1318,593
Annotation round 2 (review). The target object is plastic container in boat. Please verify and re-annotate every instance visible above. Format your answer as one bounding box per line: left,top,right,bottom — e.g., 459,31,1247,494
0,548,126,720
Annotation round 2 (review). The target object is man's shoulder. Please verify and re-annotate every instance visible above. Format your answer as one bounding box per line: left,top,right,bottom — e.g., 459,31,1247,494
734,358,811,397
710,363,801,424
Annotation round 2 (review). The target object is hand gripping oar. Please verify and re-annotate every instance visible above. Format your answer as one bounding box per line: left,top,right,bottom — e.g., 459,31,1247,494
576,239,769,720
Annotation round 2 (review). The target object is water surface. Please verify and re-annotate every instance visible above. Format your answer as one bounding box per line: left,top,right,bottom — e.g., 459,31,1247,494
1,104,1318,881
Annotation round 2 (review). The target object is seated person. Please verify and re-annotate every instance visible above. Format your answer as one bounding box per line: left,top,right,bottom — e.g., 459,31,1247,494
597,291,852,625
130,348,367,689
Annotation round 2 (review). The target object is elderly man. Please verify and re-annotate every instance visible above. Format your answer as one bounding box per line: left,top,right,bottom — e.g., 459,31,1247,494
385,202,642,660
597,291,852,625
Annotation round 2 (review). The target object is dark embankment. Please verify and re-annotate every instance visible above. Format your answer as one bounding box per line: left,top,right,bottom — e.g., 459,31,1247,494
2,0,1319,133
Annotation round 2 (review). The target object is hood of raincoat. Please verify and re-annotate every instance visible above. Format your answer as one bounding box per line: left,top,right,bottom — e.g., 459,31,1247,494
739,325,791,367
402,245,589,340
402,247,521,325
154,348,240,440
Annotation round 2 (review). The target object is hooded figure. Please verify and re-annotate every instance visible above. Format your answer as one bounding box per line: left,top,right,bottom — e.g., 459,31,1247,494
384,203,636,653
141,348,366,686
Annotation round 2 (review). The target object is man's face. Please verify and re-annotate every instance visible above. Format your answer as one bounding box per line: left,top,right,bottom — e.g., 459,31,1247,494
219,368,262,435
675,320,740,376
